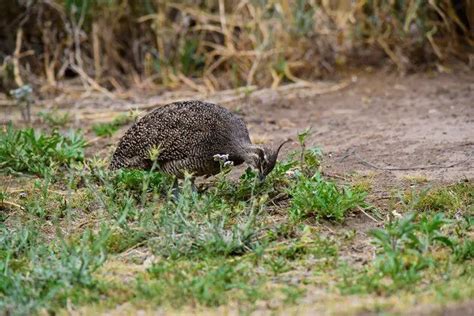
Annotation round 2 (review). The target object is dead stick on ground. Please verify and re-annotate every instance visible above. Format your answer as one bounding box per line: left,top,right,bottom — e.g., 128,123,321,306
1,200,24,210
85,136,103,146
177,73,207,93
358,206,379,223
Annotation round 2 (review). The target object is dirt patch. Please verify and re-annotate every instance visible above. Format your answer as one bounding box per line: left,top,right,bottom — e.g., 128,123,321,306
241,70,473,187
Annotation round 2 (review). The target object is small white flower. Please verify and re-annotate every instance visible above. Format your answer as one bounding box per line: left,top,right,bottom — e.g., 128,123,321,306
285,170,296,178
143,255,156,269
285,169,302,179
223,161,234,167
391,210,402,219
213,154,229,162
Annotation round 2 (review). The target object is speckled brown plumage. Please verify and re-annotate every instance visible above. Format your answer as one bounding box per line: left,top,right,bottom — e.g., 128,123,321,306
109,100,288,180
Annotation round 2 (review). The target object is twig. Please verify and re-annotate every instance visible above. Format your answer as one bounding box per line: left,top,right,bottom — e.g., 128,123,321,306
377,37,404,71
218,0,235,52
13,28,24,86
268,192,289,205
1,200,24,210
85,136,103,146
117,240,148,258
338,148,355,162
321,171,347,181
71,80,351,119
177,73,207,93
246,51,262,86
358,206,379,223
92,22,102,81
70,64,115,99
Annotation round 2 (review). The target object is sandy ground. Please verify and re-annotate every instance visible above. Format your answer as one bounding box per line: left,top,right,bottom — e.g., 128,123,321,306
243,71,473,185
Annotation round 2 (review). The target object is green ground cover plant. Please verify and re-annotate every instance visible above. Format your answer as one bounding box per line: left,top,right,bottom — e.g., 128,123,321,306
0,125,472,315
92,114,134,137
0,124,85,176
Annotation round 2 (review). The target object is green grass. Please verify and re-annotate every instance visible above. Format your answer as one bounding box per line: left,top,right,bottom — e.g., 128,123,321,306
0,124,86,176
339,212,473,295
0,224,109,315
92,114,133,137
38,110,72,128
288,172,367,222
403,182,474,216
1,125,472,315
141,259,263,307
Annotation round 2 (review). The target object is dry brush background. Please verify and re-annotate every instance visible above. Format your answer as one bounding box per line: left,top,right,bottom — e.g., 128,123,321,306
0,0,473,96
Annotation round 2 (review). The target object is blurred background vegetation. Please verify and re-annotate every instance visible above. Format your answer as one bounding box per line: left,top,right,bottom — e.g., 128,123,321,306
0,0,473,94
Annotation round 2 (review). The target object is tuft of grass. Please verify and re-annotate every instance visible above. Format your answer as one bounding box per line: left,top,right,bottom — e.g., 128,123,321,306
112,169,171,194
288,173,367,222
141,259,262,307
38,110,72,128
92,114,133,137
339,212,472,295
0,223,109,315
0,124,86,176
151,175,263,258
403,182,473,215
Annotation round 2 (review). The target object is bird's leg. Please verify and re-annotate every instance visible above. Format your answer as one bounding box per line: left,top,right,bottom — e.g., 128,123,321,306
171,176,197,200
190,177,197,193
171,177,180,200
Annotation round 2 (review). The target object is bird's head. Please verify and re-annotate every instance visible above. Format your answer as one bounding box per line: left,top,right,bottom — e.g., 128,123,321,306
247,139,292,181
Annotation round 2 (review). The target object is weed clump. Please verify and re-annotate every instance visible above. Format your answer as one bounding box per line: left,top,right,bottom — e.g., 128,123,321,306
92,114,133,137
284,128,366,222
0,224,109,314
142,259,260,307
404,182,473,215
112,169,171,193
0,124,86,176
288,173,367,222
340,212,472,294
38,110,72,128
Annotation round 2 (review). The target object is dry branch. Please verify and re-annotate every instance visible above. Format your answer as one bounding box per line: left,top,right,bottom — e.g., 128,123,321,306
1,1,470,93
13,28,24,87
69,65,115,99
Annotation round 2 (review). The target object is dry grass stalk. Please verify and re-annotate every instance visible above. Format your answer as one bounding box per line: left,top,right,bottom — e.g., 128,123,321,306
0,0,472,95
13,28,24,87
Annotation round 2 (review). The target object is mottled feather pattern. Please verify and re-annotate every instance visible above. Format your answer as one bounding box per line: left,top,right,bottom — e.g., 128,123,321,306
109,100,254,178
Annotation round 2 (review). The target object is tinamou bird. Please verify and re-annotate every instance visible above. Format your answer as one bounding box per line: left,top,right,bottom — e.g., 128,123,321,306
109,100,290,185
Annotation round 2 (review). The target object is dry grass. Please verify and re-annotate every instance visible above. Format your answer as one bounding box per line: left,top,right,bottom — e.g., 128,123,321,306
0,0,473,95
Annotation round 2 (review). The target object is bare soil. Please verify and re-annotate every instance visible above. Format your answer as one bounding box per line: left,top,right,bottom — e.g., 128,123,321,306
245,71,473,186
